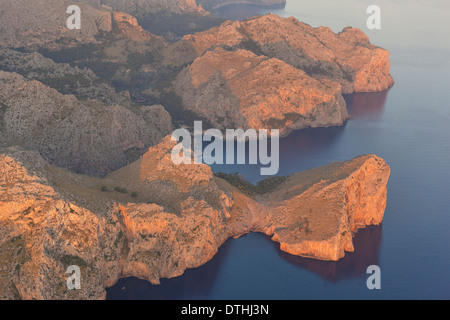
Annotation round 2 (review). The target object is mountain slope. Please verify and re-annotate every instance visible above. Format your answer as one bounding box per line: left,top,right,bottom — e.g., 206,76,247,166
0,71,172,176
0,140,390,299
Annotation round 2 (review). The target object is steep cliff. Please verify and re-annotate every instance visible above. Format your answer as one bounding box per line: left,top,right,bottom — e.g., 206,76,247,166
181,14,394,93
0,139,390,299
174,48,348,136
169,14,394,134
257,155,390,261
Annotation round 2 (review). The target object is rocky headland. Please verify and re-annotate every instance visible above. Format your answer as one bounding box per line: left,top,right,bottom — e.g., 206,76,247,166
180,14,394,93
0,0,394,300
174,48,348,135
0,138,390,299
171,14,394,134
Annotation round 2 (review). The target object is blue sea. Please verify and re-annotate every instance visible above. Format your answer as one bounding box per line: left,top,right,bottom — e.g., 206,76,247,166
107,0,450,299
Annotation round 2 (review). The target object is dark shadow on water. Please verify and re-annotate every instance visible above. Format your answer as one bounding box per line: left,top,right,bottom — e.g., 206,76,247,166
271,225,383,282
106,238,233,300
279,125,346,158
210,124,347,184
107,90,388,299
107,225,382,299
345,91,389,119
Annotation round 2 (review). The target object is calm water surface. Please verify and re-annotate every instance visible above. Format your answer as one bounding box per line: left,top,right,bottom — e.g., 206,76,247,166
107,1,450,299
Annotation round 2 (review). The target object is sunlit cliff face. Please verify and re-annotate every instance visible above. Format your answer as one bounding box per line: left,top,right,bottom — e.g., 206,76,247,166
0,140,389,299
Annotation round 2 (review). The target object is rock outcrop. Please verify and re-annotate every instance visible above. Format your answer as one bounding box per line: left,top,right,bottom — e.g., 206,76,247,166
0,138,390,299
0,0,112,49
181,14,394,94
170,14,394,135
0,0,160,50
174,48,348,136
0,49,132,106
0,71,172,176
80,0,207,18
256,155,390,261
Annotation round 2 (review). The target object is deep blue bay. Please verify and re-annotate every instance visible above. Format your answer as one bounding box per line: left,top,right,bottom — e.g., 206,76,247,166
107,1,450,299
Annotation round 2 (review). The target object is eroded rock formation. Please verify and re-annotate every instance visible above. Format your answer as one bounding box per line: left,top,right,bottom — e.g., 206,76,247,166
80,0,207,17
171,14,394,134
174,48,348,136
0,71,172,176
0,138,390,299
0,0,160,50
180,14,394,93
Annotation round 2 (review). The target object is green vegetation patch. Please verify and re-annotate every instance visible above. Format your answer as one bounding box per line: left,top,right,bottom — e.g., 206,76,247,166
264,112,305,129
238,39,264,56
127,52,155,71
60,255,88,268
214,172,287,196
0,100,9,131
0,236,29,269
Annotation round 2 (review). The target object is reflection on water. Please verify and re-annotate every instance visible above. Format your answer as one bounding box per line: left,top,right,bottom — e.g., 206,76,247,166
275,225,383,283
108,240,233,300
107,61,391,300
107,225,382,299
346,91,389,119
108,0,450,300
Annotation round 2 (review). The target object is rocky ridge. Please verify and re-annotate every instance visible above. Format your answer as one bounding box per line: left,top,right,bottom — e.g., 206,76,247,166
0,0,160,50
0,70,172,176
0,138,390,299
0,0,112,49
174,48,348,135
181,14,394,93
170,14,394,134
0,49,132,106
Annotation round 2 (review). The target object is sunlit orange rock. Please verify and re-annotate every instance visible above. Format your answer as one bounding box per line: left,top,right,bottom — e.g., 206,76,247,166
0,141,389,299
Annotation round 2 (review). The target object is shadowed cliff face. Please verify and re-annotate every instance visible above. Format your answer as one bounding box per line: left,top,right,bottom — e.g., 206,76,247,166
0,1,392,300
275,225,383,282
0,138,390,299
0,71,173,176
0,2,394,140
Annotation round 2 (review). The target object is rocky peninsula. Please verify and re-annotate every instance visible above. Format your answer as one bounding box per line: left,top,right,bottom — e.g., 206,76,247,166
0,139,389,299
0,0,393,300
173,14,394,135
